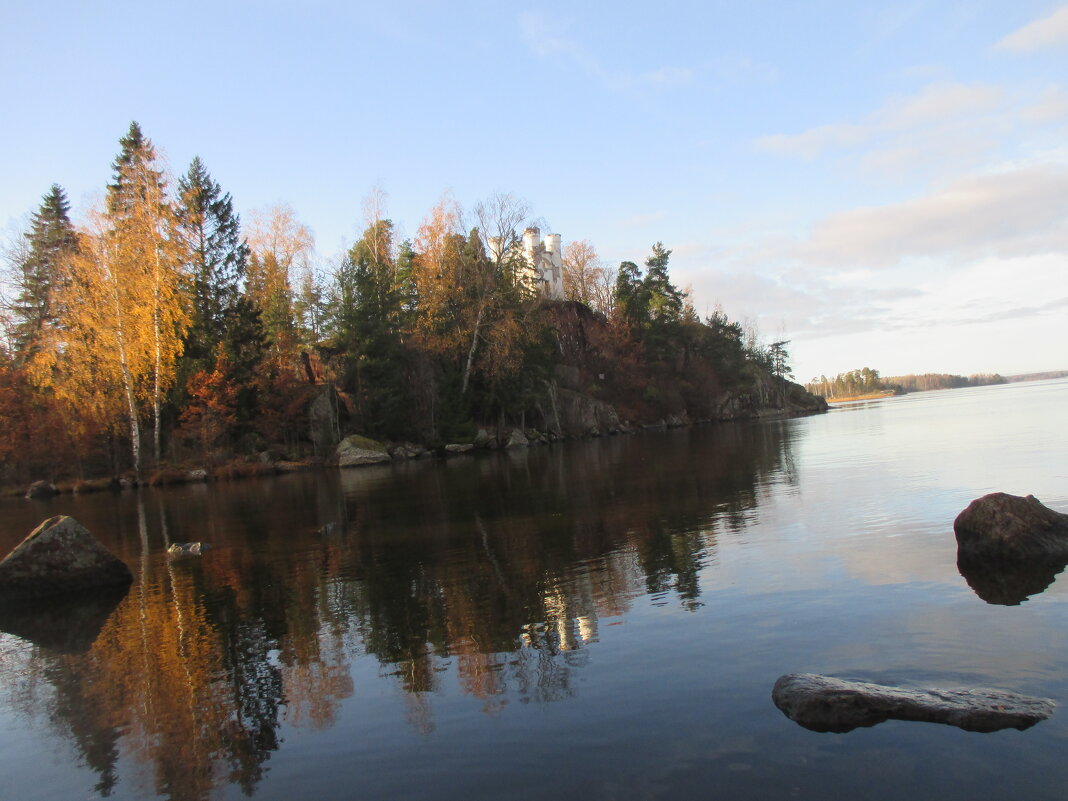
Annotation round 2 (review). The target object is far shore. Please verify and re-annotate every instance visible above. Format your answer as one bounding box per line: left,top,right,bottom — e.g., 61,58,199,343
827,390,898,404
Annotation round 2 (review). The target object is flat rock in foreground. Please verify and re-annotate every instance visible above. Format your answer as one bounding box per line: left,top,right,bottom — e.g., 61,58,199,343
955,493,1068,558
773,673,1054,733
0,516,133,600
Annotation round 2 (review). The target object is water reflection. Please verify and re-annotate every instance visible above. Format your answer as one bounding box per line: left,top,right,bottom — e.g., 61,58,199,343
957,554,1068,606
0,585,127,653
0,421,798,800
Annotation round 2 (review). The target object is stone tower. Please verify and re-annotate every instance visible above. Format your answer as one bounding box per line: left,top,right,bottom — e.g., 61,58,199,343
521,227,565,301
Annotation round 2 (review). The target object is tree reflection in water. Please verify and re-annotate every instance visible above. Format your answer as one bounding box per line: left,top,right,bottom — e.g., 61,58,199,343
0,420,797,799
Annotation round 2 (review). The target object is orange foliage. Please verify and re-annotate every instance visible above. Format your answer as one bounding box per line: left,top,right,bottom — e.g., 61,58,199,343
178,346,240,455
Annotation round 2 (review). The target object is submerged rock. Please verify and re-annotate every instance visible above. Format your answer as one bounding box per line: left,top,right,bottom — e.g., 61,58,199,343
336,434,390,467
772,673,1055,733
0,516,132,600
955,493,1068,558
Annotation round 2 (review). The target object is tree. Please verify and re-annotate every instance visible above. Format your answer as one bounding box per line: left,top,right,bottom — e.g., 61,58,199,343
179,344,240,456
7,184,78,362
562,239,612,315
106,122,189,466
176,158,248,363
640,244,683,333
31,123,188,476
325,210,409,436
245,204,314,354
613,260,647,331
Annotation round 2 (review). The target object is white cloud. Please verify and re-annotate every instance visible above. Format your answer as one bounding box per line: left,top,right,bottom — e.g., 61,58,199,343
755,81,1004,162
1021,85,1068,122
785,165,1068,267
996,5,1068,52
639,66,693,87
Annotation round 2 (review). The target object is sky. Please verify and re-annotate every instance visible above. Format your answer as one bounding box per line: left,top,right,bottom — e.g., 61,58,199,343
1,0,1066,382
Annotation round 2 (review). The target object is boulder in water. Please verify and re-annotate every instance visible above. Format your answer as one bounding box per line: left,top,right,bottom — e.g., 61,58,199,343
955,493,1068,558
25,480,58,500
167,542,211,557
336,434,390,467
773,673,1055,733
0,516,132,600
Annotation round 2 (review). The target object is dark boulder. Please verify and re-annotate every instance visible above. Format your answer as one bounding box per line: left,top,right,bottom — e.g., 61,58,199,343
772,673,1054,733
955,493,1068,558
0,516,132,600
25,480,58,500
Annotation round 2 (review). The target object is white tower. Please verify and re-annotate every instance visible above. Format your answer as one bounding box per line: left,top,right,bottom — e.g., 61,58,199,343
519,227,565,301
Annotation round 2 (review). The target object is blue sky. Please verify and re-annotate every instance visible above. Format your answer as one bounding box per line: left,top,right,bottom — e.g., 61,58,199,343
2,1,1066,381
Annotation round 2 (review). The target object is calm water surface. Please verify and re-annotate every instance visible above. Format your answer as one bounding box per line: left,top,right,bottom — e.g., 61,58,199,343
1,379,1066,800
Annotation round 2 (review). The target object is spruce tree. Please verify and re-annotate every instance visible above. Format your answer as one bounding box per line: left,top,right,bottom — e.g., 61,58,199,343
326,220,408,437
176,157,249,362
10,184,78,361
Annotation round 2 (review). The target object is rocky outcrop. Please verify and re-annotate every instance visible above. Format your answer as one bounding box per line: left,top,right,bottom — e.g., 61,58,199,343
554,387,620,436
444,443,474,454
0,516,133,600
772,673,1055,733
308,385,351,455
955,493,1068,558
336,434,390,467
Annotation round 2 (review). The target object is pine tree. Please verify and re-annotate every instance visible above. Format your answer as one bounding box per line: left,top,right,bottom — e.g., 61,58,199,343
176,157,248,363
642,242,683,325
613,260,647,331
9,184,78,362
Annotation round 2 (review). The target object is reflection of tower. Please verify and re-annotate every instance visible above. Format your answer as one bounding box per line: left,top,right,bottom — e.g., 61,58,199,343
521,227,565,301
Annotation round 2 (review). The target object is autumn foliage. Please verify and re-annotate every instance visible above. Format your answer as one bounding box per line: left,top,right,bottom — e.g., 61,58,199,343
1,123,793,485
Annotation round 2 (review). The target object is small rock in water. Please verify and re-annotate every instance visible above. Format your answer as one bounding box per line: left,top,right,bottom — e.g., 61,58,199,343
955,493,1068,558
25,480,59,500
772,673,1055,733
167,542,211,557
0,516,132,599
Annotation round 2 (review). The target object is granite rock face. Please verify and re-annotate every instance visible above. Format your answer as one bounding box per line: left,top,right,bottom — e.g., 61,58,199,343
0,516,133,600
955,493,1068,558
772,673,1055,733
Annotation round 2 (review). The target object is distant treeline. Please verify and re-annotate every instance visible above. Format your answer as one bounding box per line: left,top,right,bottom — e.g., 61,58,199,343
805,368,1006,399
884,373,1006,393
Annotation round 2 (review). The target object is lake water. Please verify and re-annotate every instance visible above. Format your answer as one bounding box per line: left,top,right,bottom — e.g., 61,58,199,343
1,378,1066,801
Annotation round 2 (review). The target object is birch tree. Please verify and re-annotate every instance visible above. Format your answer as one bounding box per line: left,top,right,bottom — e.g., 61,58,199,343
107,123,189,465
31,123,188,475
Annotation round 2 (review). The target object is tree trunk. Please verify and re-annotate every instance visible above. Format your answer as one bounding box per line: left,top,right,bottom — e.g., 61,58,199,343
461,304,485,395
